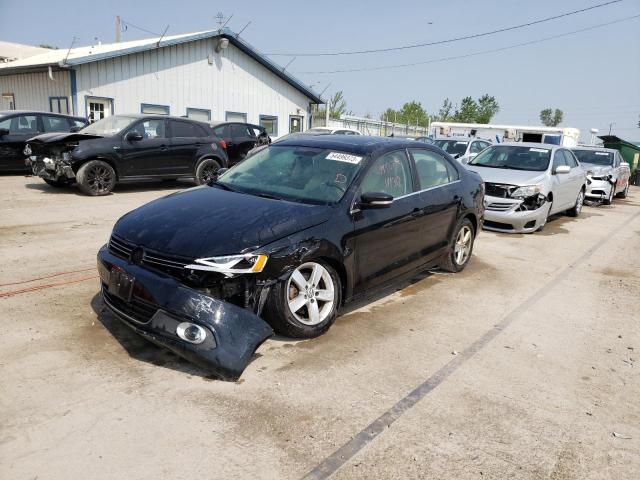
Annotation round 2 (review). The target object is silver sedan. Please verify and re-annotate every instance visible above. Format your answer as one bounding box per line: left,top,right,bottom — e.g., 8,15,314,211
571,147,631,204
466,143,587,233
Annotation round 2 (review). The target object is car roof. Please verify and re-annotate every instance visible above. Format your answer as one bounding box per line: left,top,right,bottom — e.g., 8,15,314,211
491,142,561,150
571,146,618,154
0,110,86,120
273,134,435,155
434,136,473,142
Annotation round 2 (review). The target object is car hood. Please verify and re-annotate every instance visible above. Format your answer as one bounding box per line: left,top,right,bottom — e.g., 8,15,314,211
465,165,548,186
581,163,612,176
27,132,104,144
112,186,333,258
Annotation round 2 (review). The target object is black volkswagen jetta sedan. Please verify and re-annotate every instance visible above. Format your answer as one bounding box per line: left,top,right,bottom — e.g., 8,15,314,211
26,114,228,195
97,135,484,379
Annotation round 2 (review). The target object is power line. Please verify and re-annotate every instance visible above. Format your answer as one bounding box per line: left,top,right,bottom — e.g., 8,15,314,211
265,0,623,56
295,14,640,74
120,19,161,37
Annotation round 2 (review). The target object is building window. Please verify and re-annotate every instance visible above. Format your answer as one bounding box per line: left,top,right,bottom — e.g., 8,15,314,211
141,103,170,115
1,93,15,110
259,115,278,137
225,111,247,123
186,108,211,122
49,97,69,114
86,96,113,123
289,115,303,133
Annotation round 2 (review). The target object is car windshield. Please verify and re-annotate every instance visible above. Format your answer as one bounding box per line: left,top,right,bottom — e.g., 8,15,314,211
434,140,468,155
572,150,613,166
217,145,364,205
81,116,138,135
469,145,551,171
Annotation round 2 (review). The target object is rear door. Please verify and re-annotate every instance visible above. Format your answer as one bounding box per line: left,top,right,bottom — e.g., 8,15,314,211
167,120,207,174
0,113,40,171
352,149,422,293
118,118,170,176
409,148,462,260
230,124,257,162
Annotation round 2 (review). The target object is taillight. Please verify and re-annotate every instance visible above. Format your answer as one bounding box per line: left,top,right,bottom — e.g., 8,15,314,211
219,139,227,150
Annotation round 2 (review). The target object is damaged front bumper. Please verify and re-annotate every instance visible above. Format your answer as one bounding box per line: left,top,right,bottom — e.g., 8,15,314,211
585,177,613,199
482,194,550,233
25,155,75,181
97,245,273,380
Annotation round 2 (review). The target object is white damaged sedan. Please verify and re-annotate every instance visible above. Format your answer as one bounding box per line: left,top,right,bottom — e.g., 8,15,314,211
571,147,630,204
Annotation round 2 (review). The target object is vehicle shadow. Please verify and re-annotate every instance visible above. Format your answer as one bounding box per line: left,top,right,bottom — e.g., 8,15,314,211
89,292,213,378
24,179,193,196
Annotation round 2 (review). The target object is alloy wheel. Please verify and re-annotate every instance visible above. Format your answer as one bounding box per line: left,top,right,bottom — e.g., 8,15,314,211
87,165,115,193
286,262,335,326
454,225,473,265
200,164,219,184
576,191,584,214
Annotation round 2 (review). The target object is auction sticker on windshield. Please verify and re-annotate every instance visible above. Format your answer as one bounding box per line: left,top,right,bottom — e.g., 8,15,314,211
326,152,363,164
595,152,610,156
530,148,549,153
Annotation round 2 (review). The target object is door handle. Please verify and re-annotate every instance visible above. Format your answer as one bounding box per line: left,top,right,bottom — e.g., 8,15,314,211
160,145,167,151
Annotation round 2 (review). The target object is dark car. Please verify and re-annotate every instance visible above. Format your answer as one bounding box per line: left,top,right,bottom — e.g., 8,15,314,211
26,114,228,195
97,135,484,379
211,122,270,164
0,110,87,173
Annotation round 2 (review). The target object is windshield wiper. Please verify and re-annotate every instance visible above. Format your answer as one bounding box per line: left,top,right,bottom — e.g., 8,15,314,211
254,192,283,200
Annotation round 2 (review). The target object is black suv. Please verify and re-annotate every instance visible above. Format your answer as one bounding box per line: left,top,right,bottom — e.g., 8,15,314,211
26,114,228,195
211,122,270,164
0,110,87,173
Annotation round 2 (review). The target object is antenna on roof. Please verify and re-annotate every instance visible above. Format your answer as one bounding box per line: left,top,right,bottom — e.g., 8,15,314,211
215,12,233,31
236,21,251,37
156,25,169,47
62,36,78,65
318,82,332,97
282,57,296,72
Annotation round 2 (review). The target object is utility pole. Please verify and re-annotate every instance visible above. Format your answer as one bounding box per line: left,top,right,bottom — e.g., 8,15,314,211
608,122,615,135
116,16,121,43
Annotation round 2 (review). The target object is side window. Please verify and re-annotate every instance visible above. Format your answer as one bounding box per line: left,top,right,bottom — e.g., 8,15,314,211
410,149,456,189
552,150,568,170
170,121,200,138
562,150,578,168
212,125,226,137
0,115,38,134
72,119,87,129
470,142,483,153
42,115,71,132
480,142,491,150
360,150,413,198
232,124,253,137
130,119,165,139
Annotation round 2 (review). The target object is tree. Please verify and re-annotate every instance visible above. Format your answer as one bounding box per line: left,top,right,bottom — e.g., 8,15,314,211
475,94,500,123
540,108,563,127
453,96,478,123
328,90,351,119
436,98,454,122
380,102,429,127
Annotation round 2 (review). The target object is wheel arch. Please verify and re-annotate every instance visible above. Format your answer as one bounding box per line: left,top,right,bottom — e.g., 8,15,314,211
311,256,348,307
73,156,120,179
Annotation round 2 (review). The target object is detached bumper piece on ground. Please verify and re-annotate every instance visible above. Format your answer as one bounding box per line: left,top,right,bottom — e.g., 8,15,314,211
97,246,273,381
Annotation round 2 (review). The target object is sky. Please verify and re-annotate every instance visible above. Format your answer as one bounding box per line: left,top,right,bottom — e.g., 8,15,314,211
1,0,638,142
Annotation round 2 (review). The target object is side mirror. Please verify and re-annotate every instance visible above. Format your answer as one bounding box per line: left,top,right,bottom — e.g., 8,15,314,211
359,191,393,209
621,161,630,168
555,165,571,174
125,131,143,142
0,128,9,136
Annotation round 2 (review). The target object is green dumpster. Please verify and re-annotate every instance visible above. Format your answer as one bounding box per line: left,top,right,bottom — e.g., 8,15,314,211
599,135,640,184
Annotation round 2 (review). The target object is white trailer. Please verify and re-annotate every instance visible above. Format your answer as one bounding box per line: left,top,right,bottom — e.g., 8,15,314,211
429,122,580,147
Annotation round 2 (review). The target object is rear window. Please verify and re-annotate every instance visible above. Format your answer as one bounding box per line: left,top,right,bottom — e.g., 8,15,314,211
434,140,469,156
572,150,614,166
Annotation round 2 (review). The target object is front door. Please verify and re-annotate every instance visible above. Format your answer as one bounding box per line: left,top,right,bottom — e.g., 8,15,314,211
0,113,40,171
352,150,422,293
550,149,572,211
87,98,112,123
117,119,170,176
290,115,303,134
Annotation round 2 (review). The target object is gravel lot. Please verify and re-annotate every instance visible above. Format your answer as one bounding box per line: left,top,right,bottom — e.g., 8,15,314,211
1,174,639,480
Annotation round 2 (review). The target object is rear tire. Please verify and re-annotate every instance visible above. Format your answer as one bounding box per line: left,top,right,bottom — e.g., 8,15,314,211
195,158,221,185
76,160,116,196
439,218,475,273
567,189,585,217
43,178,68,188
263,260,341,339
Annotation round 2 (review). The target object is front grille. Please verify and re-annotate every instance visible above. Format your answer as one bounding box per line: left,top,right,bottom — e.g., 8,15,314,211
483,220,514,230
108,234,191,275
102,287,158,324
485,183,517,199
486,202,514,211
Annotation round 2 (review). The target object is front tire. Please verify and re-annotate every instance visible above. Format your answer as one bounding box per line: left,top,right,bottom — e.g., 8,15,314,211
603,184,615,205
264,260,341,338
439,218,475,273
195,158,221,185
616,182,629,199
76,160,116,196
567,189,585,217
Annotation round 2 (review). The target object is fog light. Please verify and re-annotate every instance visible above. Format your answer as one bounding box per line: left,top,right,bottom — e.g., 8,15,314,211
176,322,207,344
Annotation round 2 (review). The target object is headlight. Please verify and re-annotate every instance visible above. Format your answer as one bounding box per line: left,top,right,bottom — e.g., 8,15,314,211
184,253,268,276
510,185,542,199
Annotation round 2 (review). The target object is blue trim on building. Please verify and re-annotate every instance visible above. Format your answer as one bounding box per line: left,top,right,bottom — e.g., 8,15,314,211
225,111,247,122
141,103,170,114
186,107,211,120
69,69,78,116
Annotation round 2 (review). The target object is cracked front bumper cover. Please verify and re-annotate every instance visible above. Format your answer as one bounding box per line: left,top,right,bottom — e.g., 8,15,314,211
97,246,273,380
26,156,75,181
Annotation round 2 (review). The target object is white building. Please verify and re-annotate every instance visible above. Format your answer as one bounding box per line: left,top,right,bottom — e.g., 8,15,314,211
0,29,322,137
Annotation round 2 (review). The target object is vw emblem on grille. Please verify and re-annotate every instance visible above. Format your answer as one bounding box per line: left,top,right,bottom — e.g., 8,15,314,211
130,247,144,265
